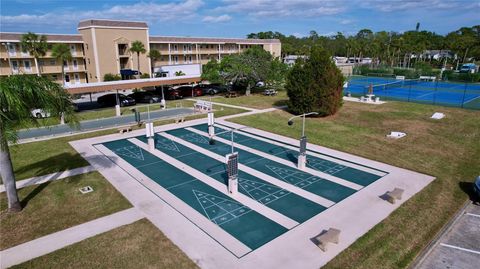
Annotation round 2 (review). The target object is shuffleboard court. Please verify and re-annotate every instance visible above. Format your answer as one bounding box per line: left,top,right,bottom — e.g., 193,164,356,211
135,134,326,223
101,139,288,251
190,123,385,186
166,128,356,202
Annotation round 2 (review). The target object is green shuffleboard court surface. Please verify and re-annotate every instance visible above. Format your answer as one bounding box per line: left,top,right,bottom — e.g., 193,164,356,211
191,124,385,186
136,134,326,223
166,128,356,202
100,139,287,252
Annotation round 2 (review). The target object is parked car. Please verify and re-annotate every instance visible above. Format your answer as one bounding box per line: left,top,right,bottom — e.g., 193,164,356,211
196,83,228,95
128,91,161,103
31,109,51,119
97,93,136,107
474,176,480,199
176,85,203,97
154,87,183,100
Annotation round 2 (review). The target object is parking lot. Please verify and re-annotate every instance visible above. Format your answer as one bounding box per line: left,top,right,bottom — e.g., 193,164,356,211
416,202,480,269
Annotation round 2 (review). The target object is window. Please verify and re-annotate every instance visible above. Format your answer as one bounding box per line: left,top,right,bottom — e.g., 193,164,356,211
70,44,76,55
11,60,18,72
50,59,56,65
173,44,178,52
24,60,32,72
183,45,187,52
64,74,70,83
63,60,68,69
74,73,80,83
173,56,178,64
52,75,58,80
73,59,78,70
7,43,16,55
39,60,44,66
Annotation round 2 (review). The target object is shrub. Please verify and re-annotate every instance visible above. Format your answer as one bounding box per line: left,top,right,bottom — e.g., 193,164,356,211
103,73,121,81
286,47,343,116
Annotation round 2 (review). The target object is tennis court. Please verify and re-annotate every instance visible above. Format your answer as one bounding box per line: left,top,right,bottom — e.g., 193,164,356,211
346,76,480,109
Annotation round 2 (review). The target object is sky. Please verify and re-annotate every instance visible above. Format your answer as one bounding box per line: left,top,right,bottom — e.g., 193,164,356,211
1,0,479,38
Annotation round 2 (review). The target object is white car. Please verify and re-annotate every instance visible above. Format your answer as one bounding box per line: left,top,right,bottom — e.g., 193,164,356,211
31,109,51,119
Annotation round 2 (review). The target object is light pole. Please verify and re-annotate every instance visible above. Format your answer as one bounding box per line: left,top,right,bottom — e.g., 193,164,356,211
288,112,318,170
160,85,166,109
209,126,248,196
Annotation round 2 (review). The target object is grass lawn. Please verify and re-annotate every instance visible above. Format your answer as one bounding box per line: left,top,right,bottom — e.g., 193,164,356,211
199,91,288,109
13,218,197,269
0,171,132,250
9,104,246,181
229,101,480,269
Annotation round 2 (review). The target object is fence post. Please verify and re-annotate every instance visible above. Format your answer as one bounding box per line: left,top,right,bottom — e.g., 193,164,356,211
460,83,468,108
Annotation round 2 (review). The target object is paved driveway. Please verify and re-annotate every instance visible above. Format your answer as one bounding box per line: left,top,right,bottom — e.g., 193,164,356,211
415,202,480,269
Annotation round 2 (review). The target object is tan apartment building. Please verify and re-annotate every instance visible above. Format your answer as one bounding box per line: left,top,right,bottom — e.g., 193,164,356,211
0,19,281,84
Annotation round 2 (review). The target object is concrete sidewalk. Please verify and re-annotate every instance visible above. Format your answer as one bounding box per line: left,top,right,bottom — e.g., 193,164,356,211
17,107,194,141
0,166,96,193
0,208,142,269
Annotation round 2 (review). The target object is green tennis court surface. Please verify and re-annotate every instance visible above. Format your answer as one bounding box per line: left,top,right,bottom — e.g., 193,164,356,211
136,134,326,223
166,128,356,202
190,123,386,186
101,139,287,251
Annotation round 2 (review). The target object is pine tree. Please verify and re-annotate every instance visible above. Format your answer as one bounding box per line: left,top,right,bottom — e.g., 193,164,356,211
286,47,343,116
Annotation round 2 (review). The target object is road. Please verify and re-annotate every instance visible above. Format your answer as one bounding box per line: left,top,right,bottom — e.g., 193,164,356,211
17,107,194,140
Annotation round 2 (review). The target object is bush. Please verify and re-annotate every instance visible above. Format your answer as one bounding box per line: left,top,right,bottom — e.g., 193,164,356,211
286,47,343,116
140,73,150,79
443,71,480,82
103,73,121,81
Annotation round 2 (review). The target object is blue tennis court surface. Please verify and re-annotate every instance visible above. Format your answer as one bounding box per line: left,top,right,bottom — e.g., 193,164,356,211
96,123,389,255
346,76,480,109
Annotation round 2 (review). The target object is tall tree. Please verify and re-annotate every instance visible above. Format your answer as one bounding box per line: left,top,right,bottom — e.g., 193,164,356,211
286,46,344,116
129,40,146,74
51,43,72,85
20,32,48,76
0,75,77,212
147,49,161,77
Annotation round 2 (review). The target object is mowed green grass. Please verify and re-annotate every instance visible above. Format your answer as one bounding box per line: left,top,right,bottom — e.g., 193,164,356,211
200,91,288,109
9,104,246,181
229,101,480,269
12,218,198,269
0,171,132,250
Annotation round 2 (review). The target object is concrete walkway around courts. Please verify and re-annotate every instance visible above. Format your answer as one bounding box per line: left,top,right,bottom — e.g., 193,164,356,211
17,107,194,142
0,166,96,193
414,202,480,269
0,208,142,269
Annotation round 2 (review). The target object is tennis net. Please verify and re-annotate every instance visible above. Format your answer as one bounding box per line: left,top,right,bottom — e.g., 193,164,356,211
367,79,420,93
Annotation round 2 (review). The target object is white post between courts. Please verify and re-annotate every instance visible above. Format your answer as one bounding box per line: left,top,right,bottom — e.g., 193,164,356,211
208,111,215,139
145,111,155,151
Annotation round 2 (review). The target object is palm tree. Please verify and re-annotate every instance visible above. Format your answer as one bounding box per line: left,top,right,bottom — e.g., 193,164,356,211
129,41,146,74
20,32,48,76
147,49,161,77
51,44,72,86
0,75,77,212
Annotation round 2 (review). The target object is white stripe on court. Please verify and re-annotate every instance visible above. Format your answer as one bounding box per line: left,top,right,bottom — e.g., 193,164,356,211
94,143,252,257
466,212,480,218
161,132,335,208
128,138,299,229
186,127,363,191
440,243,480,255
217,122,387,177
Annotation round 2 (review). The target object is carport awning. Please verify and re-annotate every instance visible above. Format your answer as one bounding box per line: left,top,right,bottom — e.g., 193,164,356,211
64,75,201,94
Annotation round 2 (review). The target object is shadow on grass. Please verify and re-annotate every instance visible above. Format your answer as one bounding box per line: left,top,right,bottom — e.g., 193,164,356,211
273,99,289,107
459,181,479,204
15,153,118,209
14,153,88,180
